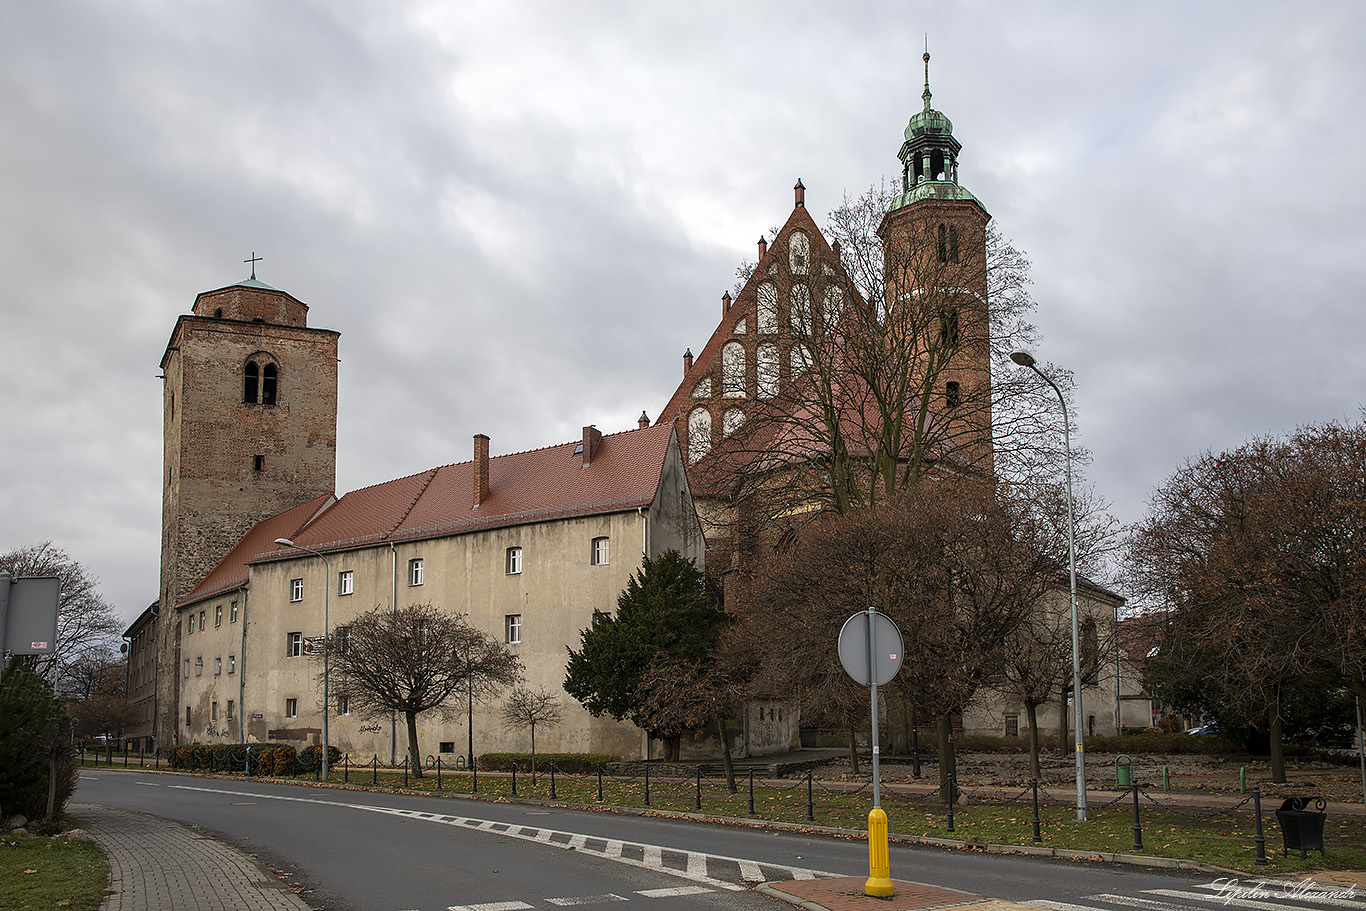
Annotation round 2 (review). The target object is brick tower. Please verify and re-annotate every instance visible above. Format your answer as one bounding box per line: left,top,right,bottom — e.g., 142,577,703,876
154,268,339,744
878,51,995,474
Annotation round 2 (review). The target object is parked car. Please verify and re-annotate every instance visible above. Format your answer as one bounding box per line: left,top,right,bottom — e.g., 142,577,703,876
1186,723,1220,735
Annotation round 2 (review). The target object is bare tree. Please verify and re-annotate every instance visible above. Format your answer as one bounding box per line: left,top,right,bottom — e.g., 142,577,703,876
327,604,522,777
65,653,140,746
500,686,563,780
0,542,121,689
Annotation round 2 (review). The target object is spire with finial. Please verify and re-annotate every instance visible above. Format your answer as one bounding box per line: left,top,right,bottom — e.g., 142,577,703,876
922,39,932,113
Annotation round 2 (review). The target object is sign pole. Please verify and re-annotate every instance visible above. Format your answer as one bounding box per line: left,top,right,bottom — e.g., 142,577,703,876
865,606,892,896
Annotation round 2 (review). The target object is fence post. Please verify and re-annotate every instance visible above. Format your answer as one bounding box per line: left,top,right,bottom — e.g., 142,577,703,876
156,748,161,770
946,774,956,833
472,755,478,794
315,750,321,781
344,753,349,784
1131,781,1143,851
1253,785,1268,866
437,755,442,790
372,754,378,786
695,765,702,811
1031,778,1042,845
403,752,409,788
644,764,650,806
597,762,603,802
748,769,755,817
550,761,557,799
511,761,518,797
124,744,129,768
805,770,814,822
1239,766,1246,794
1162,765,1169,792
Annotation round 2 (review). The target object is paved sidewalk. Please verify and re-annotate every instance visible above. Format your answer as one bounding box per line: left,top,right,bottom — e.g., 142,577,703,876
759,876,1032,911
72,803,313,911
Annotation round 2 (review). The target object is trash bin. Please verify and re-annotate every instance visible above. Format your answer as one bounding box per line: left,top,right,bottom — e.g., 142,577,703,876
1275,796,1327,858
1115,754,1133,788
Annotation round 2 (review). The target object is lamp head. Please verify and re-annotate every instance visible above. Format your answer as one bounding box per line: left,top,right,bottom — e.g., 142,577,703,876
274,538,294,547
1009,349,1037,368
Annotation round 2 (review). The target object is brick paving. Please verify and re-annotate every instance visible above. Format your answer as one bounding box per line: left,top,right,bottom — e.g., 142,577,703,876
72,803,313,911
765,876,993,911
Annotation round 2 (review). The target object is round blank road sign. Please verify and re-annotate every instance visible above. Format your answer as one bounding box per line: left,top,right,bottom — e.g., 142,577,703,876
837,610,904,687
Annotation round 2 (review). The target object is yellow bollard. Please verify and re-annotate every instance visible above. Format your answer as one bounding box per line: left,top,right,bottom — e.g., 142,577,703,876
866,806,894,897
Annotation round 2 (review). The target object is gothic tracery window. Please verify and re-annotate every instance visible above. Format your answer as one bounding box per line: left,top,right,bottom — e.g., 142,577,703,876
757,282,779,333
688,408,712,463
721,342,746,397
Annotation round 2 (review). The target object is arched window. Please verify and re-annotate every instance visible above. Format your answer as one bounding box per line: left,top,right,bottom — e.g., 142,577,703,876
790,345,810,380
939,308,959,348
945,381,961,410
757,282,779,333
757,344,779,398
688,408,712,463
790,284,811,335
788,232,809,276
949,225,959,263
243,361,259,404
262,363,278,405
937,224,948,263
822,285,843,332
723,408,745,437
721,342,745,397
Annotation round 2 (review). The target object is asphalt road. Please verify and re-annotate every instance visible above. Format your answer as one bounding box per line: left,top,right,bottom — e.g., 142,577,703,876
74,770,1322,911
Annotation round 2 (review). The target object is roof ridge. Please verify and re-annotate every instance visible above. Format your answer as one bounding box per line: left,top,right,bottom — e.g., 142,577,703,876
388,467,439,533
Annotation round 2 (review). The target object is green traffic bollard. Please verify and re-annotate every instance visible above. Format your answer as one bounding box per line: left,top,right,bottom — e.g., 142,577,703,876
1239,766,1246,793
1162,765,1169,792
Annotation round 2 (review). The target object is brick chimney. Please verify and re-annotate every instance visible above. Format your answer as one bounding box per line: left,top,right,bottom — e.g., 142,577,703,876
757,236,767,260
794,178,805,208
722,290,731,315
638,411,650,429
683,348,693,375
582,425,602,467
473,434,489,508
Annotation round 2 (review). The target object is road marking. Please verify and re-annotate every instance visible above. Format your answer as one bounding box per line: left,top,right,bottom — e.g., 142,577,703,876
1091,895,1196,911
446,903,534,911
546,895,628,906
167,783,837,890
739,861,764,881
638,886,713,898
135,781,161,786
1022,900,1109,911
1148,890,1366,911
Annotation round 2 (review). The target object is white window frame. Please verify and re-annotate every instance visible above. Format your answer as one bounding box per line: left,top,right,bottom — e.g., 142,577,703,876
230,600,239,622
285,698,298,718
505,614,522,645
506,546,522,575
186,616,193,636
339,570,353,596
290,578,303,602
337,694,349,715
287,632,303,658
409,558,424,586
215,605,222,627
198,610,205,631
591,537,609,566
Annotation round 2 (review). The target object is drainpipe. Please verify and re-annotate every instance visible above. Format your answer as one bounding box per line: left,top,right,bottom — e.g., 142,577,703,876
637,506,648,560
389,542,398,765
238,586,248,744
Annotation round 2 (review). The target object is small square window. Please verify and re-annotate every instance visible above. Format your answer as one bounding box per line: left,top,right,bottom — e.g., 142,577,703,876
591,537,609,566
227,655,236,674
215,605,223,627
409,558,424,586
505,614,522,645
339,570,353,596
214,657,222,675
285,698,298,718
506,546,522,575
290,578,303,602
287,632,303,658
230,600,239,622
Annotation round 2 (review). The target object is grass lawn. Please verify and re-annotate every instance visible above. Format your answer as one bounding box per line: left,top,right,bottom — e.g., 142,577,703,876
0,830,107,911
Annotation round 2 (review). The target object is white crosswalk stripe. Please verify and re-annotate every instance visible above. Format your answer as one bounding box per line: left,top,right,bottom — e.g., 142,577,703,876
1023,881,1366,911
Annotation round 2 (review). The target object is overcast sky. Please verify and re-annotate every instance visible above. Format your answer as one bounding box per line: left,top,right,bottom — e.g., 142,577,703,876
4,1,1364,629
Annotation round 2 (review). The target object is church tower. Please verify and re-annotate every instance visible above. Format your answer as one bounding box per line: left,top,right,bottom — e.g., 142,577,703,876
154,265,339,744
878,51,995,474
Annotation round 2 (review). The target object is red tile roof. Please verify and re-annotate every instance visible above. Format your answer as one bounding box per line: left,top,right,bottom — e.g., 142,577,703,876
177,423,678,607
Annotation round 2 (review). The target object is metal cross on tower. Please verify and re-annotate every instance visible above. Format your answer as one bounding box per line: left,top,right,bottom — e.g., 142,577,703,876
244,252,263,280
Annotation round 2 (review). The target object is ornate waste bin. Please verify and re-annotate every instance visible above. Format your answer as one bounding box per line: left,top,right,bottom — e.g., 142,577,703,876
1275,796,1326,858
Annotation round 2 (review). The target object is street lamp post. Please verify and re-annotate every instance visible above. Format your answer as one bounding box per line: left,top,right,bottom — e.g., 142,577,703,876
1010,349,1087,821
274,538,330,781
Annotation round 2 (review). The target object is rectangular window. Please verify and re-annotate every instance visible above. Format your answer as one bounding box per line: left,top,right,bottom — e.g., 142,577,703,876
214,657,222,676
253,454,264,472
335,627,349,656
185,706,191,727
215,605,223,627
230,600,239,622
409,558,424,586
194,657,202,676
226,700,235,720
211,701,218,721
339,570,353,596
505,613,521,645
439,741,455,754
591,536,609,565
290,578,303,602
287,632,303,658
337,694,349,715
199,610,206,631
1005,715,1019,738
285,698,298,718
186,616,193,636
227,655,236,674
183,659,190,678
506,546,522,575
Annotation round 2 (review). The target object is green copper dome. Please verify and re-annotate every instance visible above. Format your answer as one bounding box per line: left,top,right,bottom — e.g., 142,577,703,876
888,50,985,216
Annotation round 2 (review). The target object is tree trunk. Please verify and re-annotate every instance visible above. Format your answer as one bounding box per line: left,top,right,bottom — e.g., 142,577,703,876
888,694,910,755
664,735,681,762
847,726,860,776
1025,700,1042,782
406,710,424,778
937,715,956,802
718,717,737,793
1269,691,1286,784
